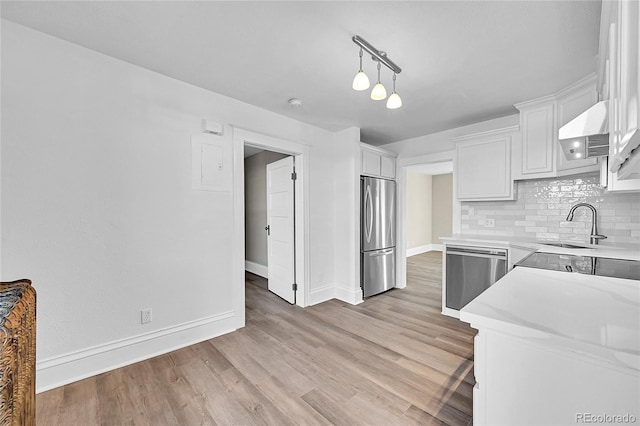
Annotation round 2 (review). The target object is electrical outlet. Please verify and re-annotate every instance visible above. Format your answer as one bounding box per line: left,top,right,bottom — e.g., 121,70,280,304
141,308,152,324
485,219,495,228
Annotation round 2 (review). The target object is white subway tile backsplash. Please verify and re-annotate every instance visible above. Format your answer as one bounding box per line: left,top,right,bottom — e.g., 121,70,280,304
460,173,640,245
615,223,640,230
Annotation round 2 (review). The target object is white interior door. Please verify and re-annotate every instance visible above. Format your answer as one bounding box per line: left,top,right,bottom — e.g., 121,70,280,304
266,156,295,304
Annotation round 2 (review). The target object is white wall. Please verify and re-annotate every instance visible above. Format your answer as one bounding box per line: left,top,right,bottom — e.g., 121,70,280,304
406,172,433,249
381,114,519,158
431,173,453,244
0,20,340,391
323,127,362,305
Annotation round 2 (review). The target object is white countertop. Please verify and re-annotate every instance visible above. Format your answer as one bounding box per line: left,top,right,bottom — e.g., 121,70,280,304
441,234,640,261
460,266,640,370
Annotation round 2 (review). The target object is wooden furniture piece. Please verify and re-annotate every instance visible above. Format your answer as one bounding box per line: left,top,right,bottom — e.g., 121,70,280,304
0,280,36,426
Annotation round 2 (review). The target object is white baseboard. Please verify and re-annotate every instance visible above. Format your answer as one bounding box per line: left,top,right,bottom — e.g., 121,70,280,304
308,284,363,306
442,306,460,319
245,260,268,278
308,284,335,306
407,244,443,257
335,285,363,305
36,311,237,393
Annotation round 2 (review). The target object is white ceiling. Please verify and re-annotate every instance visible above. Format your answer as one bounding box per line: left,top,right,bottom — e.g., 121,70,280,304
1,1,601,146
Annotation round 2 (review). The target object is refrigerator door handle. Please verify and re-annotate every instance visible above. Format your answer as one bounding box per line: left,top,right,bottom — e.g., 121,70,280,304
370,248,393,256
365,185,373,243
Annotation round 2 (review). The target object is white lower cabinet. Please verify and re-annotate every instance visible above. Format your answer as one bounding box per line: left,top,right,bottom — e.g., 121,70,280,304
471,329,639,426
453,126,517,201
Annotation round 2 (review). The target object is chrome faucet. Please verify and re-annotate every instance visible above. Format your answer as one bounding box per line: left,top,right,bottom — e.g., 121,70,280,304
566,203,607,245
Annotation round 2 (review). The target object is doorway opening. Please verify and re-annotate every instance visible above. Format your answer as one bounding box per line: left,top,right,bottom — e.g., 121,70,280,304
396,152,460,294
404,162,454,256
244,148,296,304
232,129,309,329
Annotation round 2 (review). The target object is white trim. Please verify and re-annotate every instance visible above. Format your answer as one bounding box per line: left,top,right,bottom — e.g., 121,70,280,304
359,141,396,156
245,260,268,278
554,73,597,99
352,137,363,307
450,125,520,143
308,284,364,307
442,306,461,319
406,244,443,257
36,311,236,393
308,284,336,306
233,128,310,327
335,285,363,305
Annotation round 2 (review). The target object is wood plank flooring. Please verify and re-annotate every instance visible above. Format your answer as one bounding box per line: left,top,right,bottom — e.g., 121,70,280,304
36,252,475,425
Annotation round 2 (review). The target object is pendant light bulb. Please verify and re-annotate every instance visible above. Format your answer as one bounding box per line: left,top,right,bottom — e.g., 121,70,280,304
352,48,370,91
371,83,387,100
386,73,402,109
353,72,370,91
370,61,387,100
386,93,402,109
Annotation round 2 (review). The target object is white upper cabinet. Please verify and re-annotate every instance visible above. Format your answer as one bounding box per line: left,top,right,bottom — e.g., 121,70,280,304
360,143,396,179
361,149,381,176
453,126,517,201
513,75,600,180
380,154,396,179
599,0,640,186
515,97,556,178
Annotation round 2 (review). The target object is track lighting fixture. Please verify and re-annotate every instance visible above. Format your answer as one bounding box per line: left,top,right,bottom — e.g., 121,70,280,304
351,35,402,109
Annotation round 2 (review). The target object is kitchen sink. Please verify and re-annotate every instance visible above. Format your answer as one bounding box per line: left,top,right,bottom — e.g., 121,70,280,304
540,242,590,249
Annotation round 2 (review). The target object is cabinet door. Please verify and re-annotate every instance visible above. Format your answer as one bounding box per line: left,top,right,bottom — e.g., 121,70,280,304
520,103,556,177
456,136,514,200
601,157,640,191
380,155,396,179
361,150,381,176
610,0,640,176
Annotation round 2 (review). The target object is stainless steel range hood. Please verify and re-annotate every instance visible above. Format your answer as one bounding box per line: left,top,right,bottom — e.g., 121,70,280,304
558,100,609,160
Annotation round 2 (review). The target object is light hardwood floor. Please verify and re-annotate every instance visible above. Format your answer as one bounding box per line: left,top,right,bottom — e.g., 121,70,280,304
36,251,475,425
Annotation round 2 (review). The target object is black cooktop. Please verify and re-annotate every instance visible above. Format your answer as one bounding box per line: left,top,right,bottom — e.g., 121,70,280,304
516,252,640,281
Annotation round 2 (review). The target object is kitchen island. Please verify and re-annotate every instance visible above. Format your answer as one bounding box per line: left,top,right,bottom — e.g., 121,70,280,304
460,265,640,425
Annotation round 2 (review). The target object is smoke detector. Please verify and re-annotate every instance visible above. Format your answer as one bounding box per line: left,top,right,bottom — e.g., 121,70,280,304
288,98,303,108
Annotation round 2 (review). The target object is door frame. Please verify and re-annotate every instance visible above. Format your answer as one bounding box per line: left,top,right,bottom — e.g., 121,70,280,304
232,128,310,329
396,151,460,289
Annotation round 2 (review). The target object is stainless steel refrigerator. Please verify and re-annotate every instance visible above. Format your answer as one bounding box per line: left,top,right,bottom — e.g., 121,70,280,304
361,176,396,297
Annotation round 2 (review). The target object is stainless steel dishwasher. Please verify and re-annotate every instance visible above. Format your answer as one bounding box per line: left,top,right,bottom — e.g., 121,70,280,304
445,245,508,310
